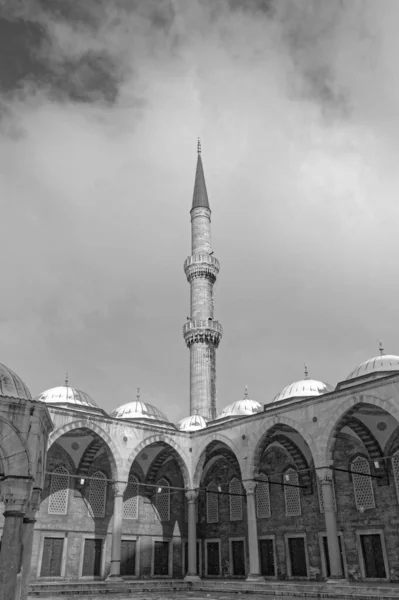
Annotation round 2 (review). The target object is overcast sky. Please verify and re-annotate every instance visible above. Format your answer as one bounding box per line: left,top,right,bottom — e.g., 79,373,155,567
1,0,399,423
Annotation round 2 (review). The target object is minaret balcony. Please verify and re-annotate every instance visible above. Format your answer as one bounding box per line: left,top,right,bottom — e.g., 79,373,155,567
183,319,223,348
184,254,220,283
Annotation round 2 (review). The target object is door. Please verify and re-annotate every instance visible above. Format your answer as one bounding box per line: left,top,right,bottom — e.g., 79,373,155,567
322,535,345,578
288,537,307,577
206,542,220,576
154,541,169,576
40,537,64,577
120,540,136,576
360,534,386,578
82,539,102,576
259,539,275,576
231,540,245,576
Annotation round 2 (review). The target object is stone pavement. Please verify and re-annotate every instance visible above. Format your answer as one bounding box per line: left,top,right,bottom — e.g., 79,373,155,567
28,595,297,600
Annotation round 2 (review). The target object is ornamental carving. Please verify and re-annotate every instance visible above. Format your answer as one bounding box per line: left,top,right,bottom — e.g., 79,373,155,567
183,320,223,348
184,254,220,283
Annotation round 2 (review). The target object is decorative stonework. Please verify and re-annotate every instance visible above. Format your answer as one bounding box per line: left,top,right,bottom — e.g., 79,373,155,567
184,254,220,283
183,320,223,348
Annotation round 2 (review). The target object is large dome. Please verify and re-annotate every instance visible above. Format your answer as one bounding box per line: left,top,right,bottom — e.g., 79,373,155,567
111,400,169,422
36,385,99,409
273,378,333,403
178,414,207,432
216,388,262,419
346,354,399,380
0,362,31,400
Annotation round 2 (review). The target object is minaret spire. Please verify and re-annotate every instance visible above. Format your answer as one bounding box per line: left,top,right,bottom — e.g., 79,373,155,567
183,142,222,420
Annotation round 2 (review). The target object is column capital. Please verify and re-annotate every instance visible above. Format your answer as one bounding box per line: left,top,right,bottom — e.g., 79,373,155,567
1,477,33,515
112,482,125,497
317,467,334,484
242,480,257,495
185,489,199,503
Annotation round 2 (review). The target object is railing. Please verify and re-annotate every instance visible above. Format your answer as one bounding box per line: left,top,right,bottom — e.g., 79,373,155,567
183,319,223,336
184,254,220,270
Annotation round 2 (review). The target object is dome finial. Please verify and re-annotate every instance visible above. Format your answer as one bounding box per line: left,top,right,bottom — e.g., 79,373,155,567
197,137,201,155
304,363,309,379
65,372,69,387
137,387,140,401
379,340,385,356
244,385,249,399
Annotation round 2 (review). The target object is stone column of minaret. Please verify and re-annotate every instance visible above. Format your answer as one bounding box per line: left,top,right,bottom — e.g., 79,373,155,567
183,141,223,421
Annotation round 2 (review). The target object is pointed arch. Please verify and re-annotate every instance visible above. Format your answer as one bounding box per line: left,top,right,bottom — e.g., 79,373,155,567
192,433,243,488
0,416,31,478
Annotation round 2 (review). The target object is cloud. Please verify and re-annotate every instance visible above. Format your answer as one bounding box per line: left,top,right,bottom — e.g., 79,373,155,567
0,0,399,422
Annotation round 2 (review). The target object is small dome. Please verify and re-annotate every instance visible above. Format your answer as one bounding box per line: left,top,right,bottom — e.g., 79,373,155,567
346,354,399,380
0,362,31,400
36,386,99,409
217,388,263,419
111,400,169,422
272,378,333,403
178,414,208,432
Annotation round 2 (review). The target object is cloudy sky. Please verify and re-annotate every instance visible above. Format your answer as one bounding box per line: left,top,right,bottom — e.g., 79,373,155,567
1,0,398,422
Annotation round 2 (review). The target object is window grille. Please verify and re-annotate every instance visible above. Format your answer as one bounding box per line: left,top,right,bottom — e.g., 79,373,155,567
155,478,170,522
256,476,271,518
317,475,337,513
392,452,399,502
352,457,375,510
229,477,243,521
48,467,70,515
88,471,107,518
206,482,219,523
123,475,139,519
284,468,301,516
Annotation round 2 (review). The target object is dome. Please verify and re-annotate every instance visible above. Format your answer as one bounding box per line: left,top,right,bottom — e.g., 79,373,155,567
216,388,263,419
178,414,208,432
273,378,333,403
111,400,169,422
36,385,99,409
346,353,399,380
0,362,31,400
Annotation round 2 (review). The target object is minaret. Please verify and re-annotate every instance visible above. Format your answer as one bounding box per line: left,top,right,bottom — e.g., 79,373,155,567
183,140,223,420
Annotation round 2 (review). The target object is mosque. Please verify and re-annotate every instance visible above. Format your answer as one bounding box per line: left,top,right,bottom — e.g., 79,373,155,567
1,143,399,600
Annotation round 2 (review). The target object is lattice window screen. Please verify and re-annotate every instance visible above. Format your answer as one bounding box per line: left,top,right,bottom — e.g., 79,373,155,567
206,482,219,523
123,475,139,519
229,478,243,521
392,453,399,503
352,457,375,510
48,467,70,515
88,471,107,518
284,468,301,516
156,478,170,522
256,477,271,518
317,476,337,513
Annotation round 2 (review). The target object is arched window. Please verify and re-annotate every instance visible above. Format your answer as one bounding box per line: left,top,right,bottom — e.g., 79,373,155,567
123,475,139,520
48,466,70,515
256,476,271,518
89,471,107,518
284,468,301,517
156,478,170,522
317,475,337,513
206,482,219,523
392,452,399,502
229,477,243,521
351,456,375,510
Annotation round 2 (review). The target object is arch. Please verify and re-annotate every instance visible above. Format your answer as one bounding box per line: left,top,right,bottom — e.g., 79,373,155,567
321,395,399,465
0,416,31,478
126,434,191,488
192,433,243,488
48,419,122,481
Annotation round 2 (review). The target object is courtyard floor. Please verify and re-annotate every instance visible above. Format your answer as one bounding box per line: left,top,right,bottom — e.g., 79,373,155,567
28,595,300,600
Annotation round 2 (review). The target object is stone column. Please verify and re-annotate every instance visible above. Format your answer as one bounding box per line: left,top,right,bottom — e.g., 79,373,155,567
21,488,41,600
318,469,344,581
106,482,125,580
185,489,200,581
243,481,262,580
0,477,32,600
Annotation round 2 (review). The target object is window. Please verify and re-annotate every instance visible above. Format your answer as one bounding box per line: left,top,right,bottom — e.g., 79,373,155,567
229,478,243,521
82,539,102,576
351,457,375,511
88,471,107,518
153,541,170,576
40,538,64,577
259,538,276,576
392,452,399,502
206,482,219,523
48,467,70,515
287,536,308,577
317,476,337,513
123,475,139,520
359,533,387,579
230,539,246,576
205,540,221,576
120,540,137,576
156,478,170,522
256,477,271,518
284,468,301,517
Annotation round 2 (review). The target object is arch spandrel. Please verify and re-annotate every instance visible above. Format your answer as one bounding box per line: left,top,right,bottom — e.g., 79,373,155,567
48,419,123,481
192,432,244,488
319,394,399,466
125,434,191,488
